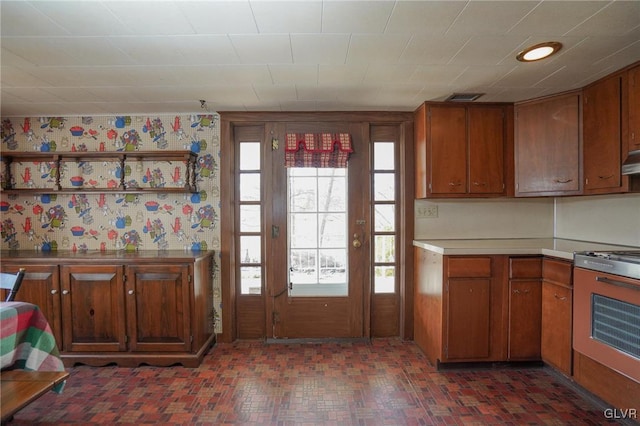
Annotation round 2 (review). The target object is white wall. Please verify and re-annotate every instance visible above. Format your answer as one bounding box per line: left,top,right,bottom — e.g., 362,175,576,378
414,194,640,248
414,198,554,240
554,193,640,247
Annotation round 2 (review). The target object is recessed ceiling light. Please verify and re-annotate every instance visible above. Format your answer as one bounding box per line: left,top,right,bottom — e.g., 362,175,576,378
516,42,562,62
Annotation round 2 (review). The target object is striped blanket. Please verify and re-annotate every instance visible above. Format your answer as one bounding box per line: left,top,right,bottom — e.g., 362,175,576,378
0,301,66,393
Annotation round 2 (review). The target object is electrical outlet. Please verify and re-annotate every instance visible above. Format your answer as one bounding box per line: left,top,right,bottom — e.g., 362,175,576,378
416,205,438,219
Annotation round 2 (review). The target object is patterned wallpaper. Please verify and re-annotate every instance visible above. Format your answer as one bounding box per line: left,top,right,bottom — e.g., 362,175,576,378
0,113,223,333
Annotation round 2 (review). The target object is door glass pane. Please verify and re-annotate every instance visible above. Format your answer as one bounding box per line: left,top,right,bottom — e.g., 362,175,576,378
240,266,262,294
318,213,346,248
240,236,261,263
374,266,395,294
290,213,318,248
374,143,394,170
374,205,395,232
288,168,348,297
374,173,394,201
319,176,346,211
375,235,395,262
290,249,317,284
319,249,346,284
239,142,260,170
240,205,261,232
290,177,317,212
239,173,260,201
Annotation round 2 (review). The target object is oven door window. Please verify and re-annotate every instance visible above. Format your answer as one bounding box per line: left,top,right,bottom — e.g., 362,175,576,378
592,294,640,359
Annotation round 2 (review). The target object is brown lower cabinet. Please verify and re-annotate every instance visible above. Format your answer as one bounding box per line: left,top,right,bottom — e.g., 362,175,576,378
508,257,542,361
540,258,573,376
414,250,543,367
1,251,215,368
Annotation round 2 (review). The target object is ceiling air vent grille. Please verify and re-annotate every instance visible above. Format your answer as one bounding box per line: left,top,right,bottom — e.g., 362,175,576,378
445,93,484,102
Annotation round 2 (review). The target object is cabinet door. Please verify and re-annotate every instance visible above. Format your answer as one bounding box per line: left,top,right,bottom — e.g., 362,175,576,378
1,264,62,348
429,105,467,194
629,65,640,152
541,281,572,375
508,280,542,360
60,265,126,352
583,74,622,192
445,278,491,360
469,106,505,194
126,264,192,352
515,93,581,196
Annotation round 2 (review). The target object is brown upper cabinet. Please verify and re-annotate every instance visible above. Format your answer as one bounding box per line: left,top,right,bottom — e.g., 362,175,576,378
514,92,582,197
415,102,513,198
628,64,640,153
582,72,627,194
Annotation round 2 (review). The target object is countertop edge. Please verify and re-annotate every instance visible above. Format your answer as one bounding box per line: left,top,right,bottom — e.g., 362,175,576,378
413,238,639,261
0,249,215,262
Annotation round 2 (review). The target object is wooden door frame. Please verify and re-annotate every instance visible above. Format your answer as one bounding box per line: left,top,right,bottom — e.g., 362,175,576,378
219,112,414,343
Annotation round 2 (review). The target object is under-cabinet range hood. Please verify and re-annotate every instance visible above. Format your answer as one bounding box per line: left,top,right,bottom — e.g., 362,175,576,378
622,150,640,175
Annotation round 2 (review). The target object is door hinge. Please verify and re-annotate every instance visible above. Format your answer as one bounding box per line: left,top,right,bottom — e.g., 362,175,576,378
123,274,127,282
188,274,191,283
444,345,448,358
125,335,128,343
190,335,193,342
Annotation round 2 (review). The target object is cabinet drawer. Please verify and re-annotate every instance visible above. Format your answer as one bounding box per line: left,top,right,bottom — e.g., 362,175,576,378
447,257,492,278
510,257,542,279
543,258,573,286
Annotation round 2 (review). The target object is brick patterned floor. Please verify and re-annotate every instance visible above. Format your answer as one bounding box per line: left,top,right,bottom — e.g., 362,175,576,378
7,339,623,425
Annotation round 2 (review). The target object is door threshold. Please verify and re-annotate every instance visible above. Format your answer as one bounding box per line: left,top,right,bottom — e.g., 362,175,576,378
265,337,371,345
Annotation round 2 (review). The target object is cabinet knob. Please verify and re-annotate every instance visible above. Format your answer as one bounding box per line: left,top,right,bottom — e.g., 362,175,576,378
62,290,69,295
50,289,58,295
554,294,567,301
554,178,573,184
128,290,134,295
472,181,486,186
448,181,462,187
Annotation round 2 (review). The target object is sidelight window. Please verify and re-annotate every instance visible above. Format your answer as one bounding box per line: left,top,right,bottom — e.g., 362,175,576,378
238,141,262,295
373,141,396,294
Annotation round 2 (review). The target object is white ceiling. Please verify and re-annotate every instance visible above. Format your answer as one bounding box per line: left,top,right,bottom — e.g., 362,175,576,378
1,0,639,117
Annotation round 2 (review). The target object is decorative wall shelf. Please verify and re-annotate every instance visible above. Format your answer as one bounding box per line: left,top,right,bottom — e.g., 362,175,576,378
1,151,198,194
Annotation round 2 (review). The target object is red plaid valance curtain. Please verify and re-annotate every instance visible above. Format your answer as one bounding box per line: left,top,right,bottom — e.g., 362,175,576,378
285,133,353,168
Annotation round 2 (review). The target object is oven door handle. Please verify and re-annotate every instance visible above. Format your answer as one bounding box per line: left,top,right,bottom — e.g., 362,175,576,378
596,276,639,291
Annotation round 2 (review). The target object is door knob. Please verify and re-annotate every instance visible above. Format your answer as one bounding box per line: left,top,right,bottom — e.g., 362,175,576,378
352,233,362,248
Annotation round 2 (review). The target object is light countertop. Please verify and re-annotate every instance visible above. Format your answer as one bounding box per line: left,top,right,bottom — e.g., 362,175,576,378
413,238,639,260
